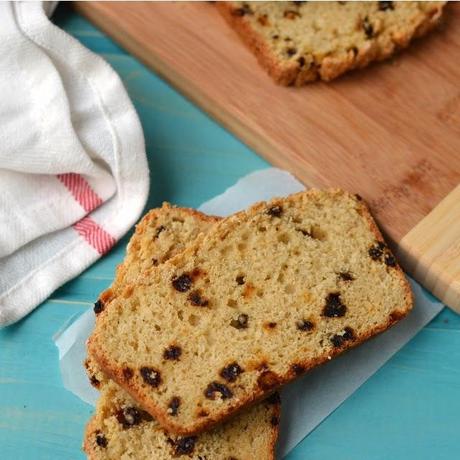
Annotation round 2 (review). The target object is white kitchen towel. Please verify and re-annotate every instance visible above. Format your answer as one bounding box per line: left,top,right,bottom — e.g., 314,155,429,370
0,2,149,326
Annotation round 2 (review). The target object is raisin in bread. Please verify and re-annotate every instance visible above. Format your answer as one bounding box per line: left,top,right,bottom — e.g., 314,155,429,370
89,189,412,435
94,203,219,311
83,379,280,460
217,1,445,85
85,205,219,390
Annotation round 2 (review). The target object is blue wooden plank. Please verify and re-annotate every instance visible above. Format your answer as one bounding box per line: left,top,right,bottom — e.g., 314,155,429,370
286,318,460,460
0,3,459,459
0,300,89,460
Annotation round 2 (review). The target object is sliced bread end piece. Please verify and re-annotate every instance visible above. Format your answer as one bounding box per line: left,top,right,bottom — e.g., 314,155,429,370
217,1,445,85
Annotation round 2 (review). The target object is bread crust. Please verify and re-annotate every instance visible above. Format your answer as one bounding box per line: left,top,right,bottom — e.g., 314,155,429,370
216,1,445,86
89,189,413,436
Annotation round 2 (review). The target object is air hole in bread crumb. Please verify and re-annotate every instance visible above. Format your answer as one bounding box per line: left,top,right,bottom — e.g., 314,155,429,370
278,233,290,244
154,324,161,332
237,242,246,251
227,298,238,308
338,272,354,282
123,286,134,298
296,228,312,237
177,310,184,321
204,331,215,346
188,314,200,326
220,245,231,256
292,216,302,224
285,284,295,294
311,225,326,240
256,290,264,298
258,226,267,232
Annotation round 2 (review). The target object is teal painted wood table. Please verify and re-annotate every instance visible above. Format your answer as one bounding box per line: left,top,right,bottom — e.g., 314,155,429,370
1,5,459,459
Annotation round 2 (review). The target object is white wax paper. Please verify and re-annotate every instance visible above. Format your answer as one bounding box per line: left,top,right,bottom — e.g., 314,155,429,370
54,167,444,458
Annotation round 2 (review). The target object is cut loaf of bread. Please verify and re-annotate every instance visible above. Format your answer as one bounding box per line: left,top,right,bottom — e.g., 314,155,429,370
217,1,445,85
83,373,280,459
89,189,413,435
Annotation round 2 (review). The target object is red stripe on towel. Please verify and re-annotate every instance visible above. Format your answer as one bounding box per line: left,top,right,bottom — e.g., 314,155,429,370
57,173,116,254
57,173,103,213
73,217,116,255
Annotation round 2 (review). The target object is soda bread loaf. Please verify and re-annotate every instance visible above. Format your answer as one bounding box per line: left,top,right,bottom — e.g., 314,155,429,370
89,189,413,435
83,376,280,459
216,1,445,85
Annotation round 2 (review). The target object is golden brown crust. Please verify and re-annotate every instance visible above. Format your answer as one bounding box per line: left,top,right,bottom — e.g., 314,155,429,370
266,396,281,460
82,415,98,459
216,1,445,86
89,189,413,436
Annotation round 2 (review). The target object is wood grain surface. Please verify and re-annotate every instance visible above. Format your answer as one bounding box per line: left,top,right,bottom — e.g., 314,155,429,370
74,1,460,311
399,184,460,312
75,1,460,243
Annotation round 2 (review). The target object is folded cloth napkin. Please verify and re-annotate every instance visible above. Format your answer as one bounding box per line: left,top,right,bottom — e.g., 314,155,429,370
0,2,149,326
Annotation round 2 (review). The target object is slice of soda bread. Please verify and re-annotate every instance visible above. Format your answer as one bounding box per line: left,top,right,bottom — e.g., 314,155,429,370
86,203,219,389
89,189,413,435
83,376,280,459
217,1,445,85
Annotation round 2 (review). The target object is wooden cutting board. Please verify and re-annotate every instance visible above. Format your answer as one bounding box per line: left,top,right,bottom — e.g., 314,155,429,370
75,1,460,312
